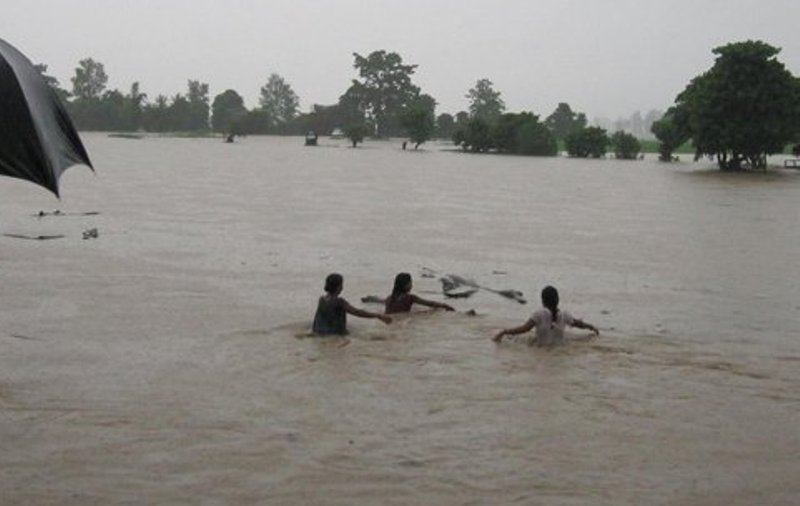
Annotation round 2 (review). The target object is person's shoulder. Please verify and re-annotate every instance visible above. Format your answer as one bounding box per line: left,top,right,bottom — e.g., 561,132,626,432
531,308,548,321
321,294,346,306
531,308,548,317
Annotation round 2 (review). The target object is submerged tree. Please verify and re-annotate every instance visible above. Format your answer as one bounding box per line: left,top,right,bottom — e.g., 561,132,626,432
344,123,368,147
466,78,505,123
672,40,800,170
401,95,436,148
435,113,455,139
337,82,370,144
211,89,247,134
610,131,641,160
650,108,689,161
489,112,557,156
516,119,558,156
544,102,587,141
454,117,493,152
401,106,435,148
347,50,420,137
259,73,300,131
492,112,533,153
565,127,609,158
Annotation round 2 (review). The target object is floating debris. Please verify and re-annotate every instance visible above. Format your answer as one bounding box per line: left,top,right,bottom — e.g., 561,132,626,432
3,233,65,241
443,287,478,299
423,267,527,304
36,210,100,218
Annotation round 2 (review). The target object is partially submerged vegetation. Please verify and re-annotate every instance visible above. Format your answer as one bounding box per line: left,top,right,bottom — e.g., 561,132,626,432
652,40,800,170
37,40,799,166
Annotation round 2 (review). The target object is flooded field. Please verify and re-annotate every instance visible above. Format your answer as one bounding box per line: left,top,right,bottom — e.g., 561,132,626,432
1,134,799,505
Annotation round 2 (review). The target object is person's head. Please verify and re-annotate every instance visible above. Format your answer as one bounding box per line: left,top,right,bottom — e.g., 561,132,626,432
324,273,343,295
392,272,412,297
541,285,559,311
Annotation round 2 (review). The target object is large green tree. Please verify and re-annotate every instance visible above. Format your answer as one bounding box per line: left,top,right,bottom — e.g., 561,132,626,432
348,50,420,137
259,73,300,130
544,102,587,141
673,40,800,170
211,89,247,133
466,78,505,122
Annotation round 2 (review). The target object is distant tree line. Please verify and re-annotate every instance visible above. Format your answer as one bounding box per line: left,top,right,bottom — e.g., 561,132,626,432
35,59,307,136
36,40,798,163
451,80,641,158
33,51,644,158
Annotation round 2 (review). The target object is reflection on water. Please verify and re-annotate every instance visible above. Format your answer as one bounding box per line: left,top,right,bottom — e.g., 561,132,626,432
1,134,799,505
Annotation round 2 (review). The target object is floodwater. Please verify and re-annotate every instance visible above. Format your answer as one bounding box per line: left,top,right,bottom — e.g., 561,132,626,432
1,134,799,505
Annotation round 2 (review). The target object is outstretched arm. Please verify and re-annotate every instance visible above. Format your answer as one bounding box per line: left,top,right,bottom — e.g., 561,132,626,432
411,294,455,311
493,319,535,342
342,299,392,324
571,318,599,336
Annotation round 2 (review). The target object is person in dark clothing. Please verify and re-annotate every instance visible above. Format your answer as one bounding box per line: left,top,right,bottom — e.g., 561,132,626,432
312,273,391,335
384,272,455,314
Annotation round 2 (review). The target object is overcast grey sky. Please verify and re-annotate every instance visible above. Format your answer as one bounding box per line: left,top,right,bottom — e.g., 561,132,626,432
4,0,799,120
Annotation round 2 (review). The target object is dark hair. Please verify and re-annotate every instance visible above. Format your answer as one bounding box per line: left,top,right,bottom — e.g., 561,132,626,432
390,272,412,301
541,285,559,322
324,273,343,294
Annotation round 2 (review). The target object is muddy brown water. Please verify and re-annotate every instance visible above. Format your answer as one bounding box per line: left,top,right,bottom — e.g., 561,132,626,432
1,134,799,505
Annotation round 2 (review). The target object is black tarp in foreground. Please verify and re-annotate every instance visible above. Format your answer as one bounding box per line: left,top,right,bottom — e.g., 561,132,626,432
0,38,93,197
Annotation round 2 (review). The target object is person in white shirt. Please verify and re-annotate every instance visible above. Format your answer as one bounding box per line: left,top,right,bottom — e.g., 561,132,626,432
492,285,598,346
